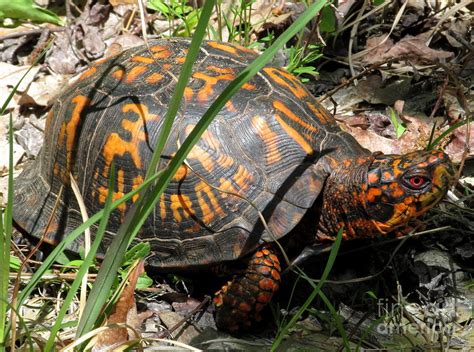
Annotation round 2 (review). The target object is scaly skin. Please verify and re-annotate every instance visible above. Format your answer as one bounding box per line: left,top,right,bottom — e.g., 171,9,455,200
318,150,454,240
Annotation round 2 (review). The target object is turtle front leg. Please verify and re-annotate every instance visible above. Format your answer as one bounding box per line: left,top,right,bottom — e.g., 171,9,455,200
214,246,281,332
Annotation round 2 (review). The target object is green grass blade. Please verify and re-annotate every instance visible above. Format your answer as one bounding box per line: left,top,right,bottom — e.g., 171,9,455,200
0,114,14,346
271,227,344,351
427,118,469,150
75,0,217,339
44,164,117,351
145,0,215,182
11,170,163,314
4,170,162,346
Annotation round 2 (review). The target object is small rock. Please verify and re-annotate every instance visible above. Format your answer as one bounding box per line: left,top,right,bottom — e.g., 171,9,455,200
158,311,199,345
15,122,44,157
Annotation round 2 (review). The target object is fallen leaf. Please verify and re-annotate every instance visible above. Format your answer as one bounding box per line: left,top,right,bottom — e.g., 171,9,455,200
0,62,41,111
92,261,145,351
340,113,438,155
445,125,474,162
361,32,454,64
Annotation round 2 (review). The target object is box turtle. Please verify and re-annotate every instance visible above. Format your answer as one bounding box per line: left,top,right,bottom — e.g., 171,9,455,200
13,39,454,331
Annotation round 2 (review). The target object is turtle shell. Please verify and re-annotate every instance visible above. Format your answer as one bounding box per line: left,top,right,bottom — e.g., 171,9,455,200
13,39,368,269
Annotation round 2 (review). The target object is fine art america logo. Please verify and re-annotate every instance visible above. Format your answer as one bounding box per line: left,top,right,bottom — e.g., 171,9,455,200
374,298,472,337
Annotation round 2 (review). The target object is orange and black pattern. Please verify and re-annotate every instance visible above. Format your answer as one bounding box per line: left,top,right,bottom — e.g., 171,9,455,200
13,39,366,264
214,246,281,331
318,150,454,239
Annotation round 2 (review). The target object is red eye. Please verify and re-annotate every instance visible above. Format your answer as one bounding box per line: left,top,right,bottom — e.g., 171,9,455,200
409,176,427,188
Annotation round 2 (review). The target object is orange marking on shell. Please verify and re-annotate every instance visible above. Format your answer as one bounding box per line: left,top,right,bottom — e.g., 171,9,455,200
160,193,166,221
242,82,256,90
262,248,270,255
343,160,352,167
233,165,254,192
145,72,164,84
112,68,125,80
208,41,254,55
173,164,188,181
273,101,318,133
216,154,234,169
271,269,281,281
132,175,144,203
188,146,215,173
170,194,195,223
102,103,159,177
225,100,237,112
184,87,194,102
255,251,264,258
218,177,239,199
126,66,147,82
306,101,333,124
274,114,313,154
79,66,97,81
208,41,239,56
150,45,171,58
193,66,235,102
252,115,282,165
175,56,186,64
366,187,382,203
63,96,90,174
195,181,226,224
97,183,126,214
163,63,172,70
264,67,308,99
131,56,155,64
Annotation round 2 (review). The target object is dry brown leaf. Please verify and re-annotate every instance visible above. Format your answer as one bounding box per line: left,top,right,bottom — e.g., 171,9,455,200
0,63,41,110
92,261,145,351
340,113,437,155
361,32,454,64
445,126,474,162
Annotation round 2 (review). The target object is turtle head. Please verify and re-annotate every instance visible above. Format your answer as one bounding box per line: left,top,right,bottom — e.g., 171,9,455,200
318,150,454,240
362,150,454,234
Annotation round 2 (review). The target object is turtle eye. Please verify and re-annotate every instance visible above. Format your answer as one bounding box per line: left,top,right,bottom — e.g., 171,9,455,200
408,175,428,189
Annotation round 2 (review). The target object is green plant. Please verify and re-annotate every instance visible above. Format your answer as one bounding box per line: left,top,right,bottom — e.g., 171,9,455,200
285,43,322,82
388,107,407,139
148,0,200,37
0,0,62,25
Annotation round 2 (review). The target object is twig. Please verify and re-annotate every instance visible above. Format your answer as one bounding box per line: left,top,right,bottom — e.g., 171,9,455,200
157,296,211,338
319,59,393,103
0,28,64,41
